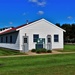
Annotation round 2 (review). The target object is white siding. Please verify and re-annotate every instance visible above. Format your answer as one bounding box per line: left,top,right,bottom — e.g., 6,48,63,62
19,19,64,51
0,32,20,50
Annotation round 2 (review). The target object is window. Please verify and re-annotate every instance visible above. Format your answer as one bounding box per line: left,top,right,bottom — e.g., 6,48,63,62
24,38,27,43
54,35,59,42
33,34,39,42
1,37,3,43
47,35,51,43
10,36,12,43
6,36,8,43
48,38,51,43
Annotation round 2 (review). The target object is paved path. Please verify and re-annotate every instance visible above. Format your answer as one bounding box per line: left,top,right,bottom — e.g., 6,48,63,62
0,51,75,58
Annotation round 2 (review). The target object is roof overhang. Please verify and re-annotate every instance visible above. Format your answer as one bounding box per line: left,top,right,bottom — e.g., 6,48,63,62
0,28,16,35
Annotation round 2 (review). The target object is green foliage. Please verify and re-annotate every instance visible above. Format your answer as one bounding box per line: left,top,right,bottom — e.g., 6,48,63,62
31,48,53,53
31,49,36,52
56,23,60,27
60,24,75,43
36,49,41,53
36,48,47,53
47,50,52,53
41,48,47,53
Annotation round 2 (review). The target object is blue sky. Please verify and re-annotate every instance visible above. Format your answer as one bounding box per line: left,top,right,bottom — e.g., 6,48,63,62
0,0,75,28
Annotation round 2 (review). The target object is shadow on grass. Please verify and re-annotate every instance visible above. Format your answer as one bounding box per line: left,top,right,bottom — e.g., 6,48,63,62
0,47,25,56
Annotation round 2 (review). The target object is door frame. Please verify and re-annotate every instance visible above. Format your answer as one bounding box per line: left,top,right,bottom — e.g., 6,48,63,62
47,35,52,50
22,36,29,52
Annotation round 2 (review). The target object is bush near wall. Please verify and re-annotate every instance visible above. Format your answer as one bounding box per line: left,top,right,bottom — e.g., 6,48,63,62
31,49,36,52
47,50,52,53
31,48,52,54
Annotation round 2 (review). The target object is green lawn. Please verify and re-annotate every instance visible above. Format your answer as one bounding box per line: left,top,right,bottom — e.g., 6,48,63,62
0,44,75,56
0,47,25,56
63,44,75,52
56,44,75,52
0,54,75,75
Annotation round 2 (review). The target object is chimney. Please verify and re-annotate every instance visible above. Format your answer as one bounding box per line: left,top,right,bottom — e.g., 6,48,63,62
26,20,29,24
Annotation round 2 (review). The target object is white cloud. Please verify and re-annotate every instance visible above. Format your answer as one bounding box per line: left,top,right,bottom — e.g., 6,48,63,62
9,22,13,25
29,0,38,3
29,0,46,7
67,16,73,20
37,11,44,15
37,1,46,6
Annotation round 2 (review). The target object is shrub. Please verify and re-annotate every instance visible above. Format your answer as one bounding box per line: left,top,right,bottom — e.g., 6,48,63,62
31,49,36,52
36,49,41,53
35,48,52,54
41,48,47,53
47,50,52,53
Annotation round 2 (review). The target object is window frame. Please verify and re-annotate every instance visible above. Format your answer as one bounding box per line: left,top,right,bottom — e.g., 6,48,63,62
54,35,59,42
24,38,27,43
47,35,51,43
33,34,39,42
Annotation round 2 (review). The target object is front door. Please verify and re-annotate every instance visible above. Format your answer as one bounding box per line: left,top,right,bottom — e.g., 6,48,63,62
23,36,28,52
47,35,52,50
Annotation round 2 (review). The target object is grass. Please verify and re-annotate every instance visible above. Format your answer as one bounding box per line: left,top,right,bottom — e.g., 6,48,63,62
56,44,75,52
0,44,75,55
0,47,25,56
0,44,75,56
64,44,75,52
0,54,75,75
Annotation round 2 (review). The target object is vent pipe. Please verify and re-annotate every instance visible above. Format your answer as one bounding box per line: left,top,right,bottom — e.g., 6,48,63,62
26,20,29,24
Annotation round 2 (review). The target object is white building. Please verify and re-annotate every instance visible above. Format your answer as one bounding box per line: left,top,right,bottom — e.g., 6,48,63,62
0,19,65,52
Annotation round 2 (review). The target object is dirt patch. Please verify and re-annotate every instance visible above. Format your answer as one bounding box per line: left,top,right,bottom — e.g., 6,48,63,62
26,50,62,55
0,50,75,58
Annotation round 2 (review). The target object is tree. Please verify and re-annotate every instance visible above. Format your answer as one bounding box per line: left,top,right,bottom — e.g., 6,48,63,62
61,24,71,43
55,23,60,27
